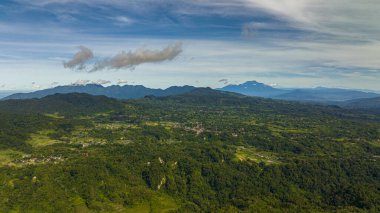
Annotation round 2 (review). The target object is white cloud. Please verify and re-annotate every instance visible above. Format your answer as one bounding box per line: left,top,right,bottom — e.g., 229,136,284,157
243,0,380,39
70,79,111,85
268,83,278,87
57,14,76,23
112,16,134,26
93,79,111,85
31,82,41,89
17,0,380,41
245,0,315,26
50,82,59,86
4,1,380,91
117,79,128,85
71,79,90,85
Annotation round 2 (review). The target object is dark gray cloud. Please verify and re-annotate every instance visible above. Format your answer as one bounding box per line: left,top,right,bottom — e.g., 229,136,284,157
50,82,59,87
218,79,229,85
63,46,94,70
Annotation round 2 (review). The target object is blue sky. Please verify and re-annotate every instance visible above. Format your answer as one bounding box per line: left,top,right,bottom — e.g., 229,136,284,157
0,0,380,91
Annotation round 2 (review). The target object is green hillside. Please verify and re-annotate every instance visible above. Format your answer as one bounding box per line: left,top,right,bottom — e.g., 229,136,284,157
0,93,125,116
0,90,379,212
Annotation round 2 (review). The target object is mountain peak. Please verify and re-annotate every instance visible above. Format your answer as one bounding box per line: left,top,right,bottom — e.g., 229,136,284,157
242,80,271,88
243,80,261,85
224,80,272,89
219,80,286,97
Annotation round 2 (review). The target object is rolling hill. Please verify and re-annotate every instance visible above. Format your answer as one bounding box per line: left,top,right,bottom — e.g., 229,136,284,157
0,93,124,116
339,96,380,111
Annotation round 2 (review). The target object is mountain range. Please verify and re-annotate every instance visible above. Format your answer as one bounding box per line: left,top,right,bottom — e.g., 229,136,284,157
2,81,380,111
218,80,380,102
337,96,380,111
2,84,195,100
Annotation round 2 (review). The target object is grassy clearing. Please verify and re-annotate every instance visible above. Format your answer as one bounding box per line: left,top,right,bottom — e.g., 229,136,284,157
44,113,64,119
71,196,92,213
243,120,258,125
0,150,25,166
27,130,61,147
268,125,312,134
370,139,380,148
144,121,179,128
144,121,160,127
68,128,107,146
69,126,132,146
95,123,137,130
124,194,178,213
235,146,280,165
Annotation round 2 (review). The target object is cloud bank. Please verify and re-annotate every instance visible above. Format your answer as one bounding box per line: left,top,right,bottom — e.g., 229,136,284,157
63,46,93,70
243,0,380,39
90,42,182,72
93,79,111,85
63,42,182,72
71,79,111,85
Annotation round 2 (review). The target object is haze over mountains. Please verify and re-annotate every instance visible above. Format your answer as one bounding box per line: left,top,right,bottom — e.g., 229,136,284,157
218,81,380,102
340,96,380,110
0,91,28,99
2,84,195,100
2,80,380,111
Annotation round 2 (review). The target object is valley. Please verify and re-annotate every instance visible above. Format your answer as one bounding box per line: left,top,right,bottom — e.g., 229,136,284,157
2,0,380,212
0,90,379,212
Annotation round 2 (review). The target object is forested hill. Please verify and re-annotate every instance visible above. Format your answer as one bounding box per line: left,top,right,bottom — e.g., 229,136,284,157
158,87,246,103
341,96,380,110
0,93,124,116
0,90,380,212
146,87,375,121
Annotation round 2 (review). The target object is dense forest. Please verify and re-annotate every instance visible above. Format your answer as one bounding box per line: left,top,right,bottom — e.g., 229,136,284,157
0,90,379,212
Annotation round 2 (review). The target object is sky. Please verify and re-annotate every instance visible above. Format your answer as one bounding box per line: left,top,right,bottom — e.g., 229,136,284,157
0,0,380,91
